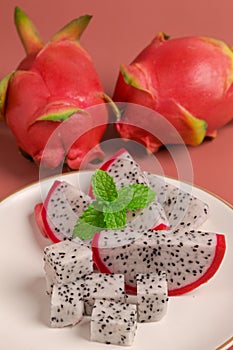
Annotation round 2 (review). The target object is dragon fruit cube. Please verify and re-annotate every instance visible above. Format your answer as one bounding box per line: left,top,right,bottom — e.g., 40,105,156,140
43,240,93,288
84,273,125,316
91,299,137,346
44,263,55,295
50,281,84,327
136,272,168,322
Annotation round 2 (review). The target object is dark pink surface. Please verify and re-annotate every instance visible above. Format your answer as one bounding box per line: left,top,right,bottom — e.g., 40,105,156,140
0,2,232,349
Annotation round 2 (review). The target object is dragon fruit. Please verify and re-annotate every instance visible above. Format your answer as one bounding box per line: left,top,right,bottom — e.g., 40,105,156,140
90,148,169,230
83,273,125,315
146,172,209,230
98,148,149,188
34,154,169,244
136,272,168,322
91,299,137,346
50,281,84,327
113,33,233,152
35,180,92,243
44,263,56,295
44,240,93,287
126,200,169,231
0,7,110,169
92,228,226,295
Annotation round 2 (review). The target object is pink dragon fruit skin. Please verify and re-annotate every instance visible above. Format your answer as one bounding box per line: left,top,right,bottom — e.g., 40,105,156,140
0,7,109,169
113,32,233,152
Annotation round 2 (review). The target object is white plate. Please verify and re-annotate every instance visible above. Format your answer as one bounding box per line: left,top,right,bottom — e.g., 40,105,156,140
0,172,233,350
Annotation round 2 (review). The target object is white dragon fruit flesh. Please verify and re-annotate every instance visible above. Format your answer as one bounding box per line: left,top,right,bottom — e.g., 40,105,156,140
92,227,226,295
90,299,137,346
83,273,125,316
44,240,93,287
126,199,169,231
50,281,84,328
146,172,209,231
98,148,149,189
35,180,92,243
44,262,55,295
136,272,168,322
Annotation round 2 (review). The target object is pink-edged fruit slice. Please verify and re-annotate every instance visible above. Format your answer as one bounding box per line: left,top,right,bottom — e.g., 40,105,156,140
34,180,91,243
92,228,226,295
146,172,210,231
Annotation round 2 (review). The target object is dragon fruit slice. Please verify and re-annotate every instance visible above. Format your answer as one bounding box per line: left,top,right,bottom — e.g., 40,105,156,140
92,228,226,295
83,273,125,315
136,272,168,322
88,148,148,197
146,172,209,230
126,200,169,231
113,33,233,151
90,148,169,231
0,7,111,169
35,180,92,243
99,148,149,188
50,281,84,327
44,240,93,287
91,299,137,346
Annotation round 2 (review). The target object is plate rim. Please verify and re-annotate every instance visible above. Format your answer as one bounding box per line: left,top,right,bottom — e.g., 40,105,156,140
1,171,233,211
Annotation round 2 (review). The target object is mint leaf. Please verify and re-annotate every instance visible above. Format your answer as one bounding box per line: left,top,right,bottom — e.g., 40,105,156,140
125,184,156,210
103,185,134,213
91,169,118,202
104,210,126,229
73,205,106,239
73,220,100,240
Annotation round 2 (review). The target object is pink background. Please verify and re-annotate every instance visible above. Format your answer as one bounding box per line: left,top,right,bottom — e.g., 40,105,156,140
1,0,233,204
1,0,233,96
0,1,232,349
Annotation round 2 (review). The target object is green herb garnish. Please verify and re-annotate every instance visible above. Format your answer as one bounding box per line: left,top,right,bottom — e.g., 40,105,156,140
72,169,155,240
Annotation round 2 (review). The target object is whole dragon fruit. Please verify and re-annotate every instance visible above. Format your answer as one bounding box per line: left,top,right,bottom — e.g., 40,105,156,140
0,7,110,169
113,33,233,152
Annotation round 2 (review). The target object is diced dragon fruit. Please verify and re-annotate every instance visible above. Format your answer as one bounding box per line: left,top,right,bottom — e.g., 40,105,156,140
44,263,55,295
136,272,168,322
91,299,137,346
50,281,84,328
83,273,125,315
43,240,93,287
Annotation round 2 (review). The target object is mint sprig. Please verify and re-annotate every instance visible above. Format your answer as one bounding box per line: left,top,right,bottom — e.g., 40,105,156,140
91,169,118,202
72,169,155,240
